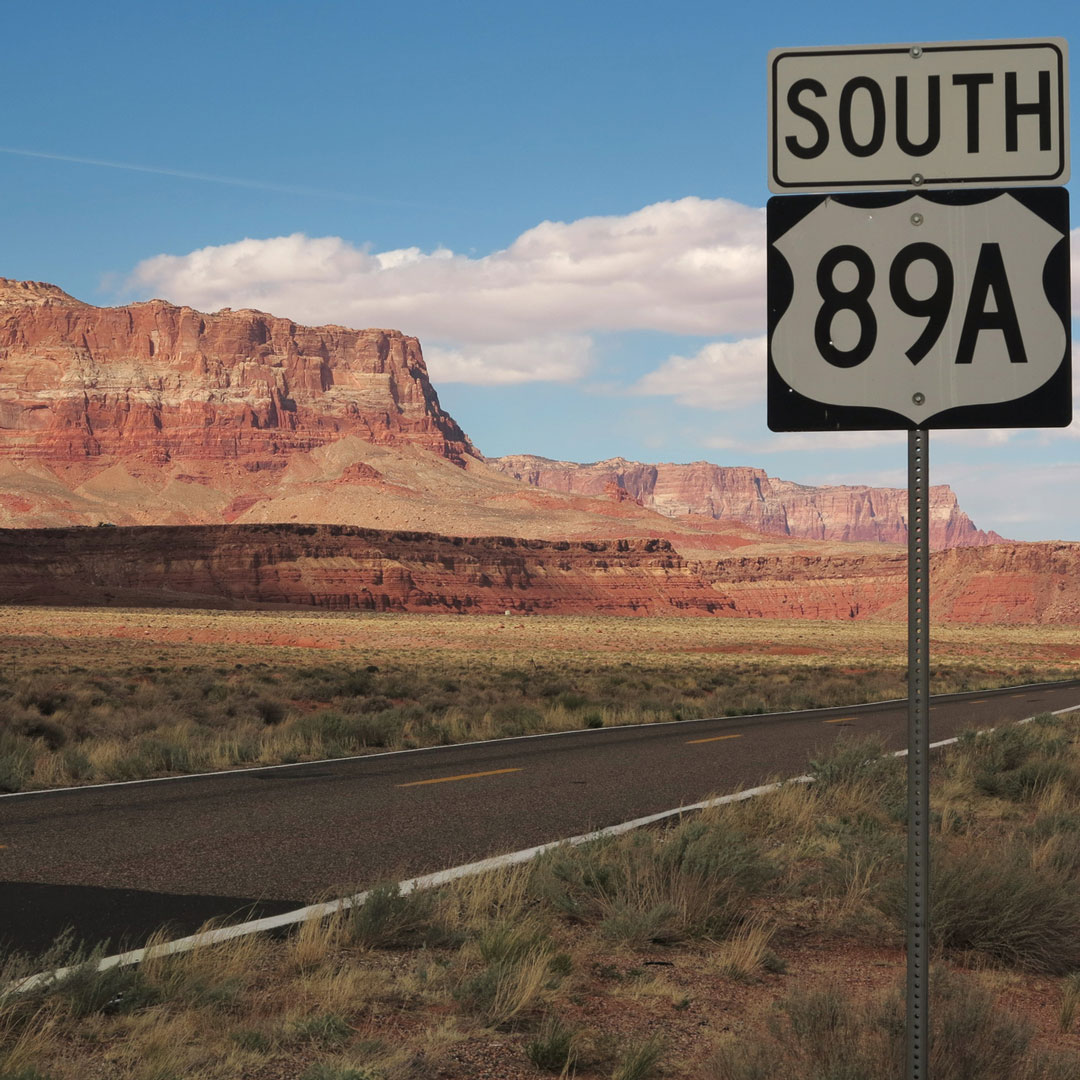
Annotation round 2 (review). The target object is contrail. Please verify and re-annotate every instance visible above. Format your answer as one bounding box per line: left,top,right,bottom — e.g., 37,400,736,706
0,146,423,206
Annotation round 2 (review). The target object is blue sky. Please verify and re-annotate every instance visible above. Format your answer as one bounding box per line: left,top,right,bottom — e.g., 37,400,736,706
1,0,1077,540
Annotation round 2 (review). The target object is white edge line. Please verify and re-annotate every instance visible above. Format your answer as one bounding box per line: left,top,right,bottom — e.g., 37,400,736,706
4,678,1075,800
6,703,1078,997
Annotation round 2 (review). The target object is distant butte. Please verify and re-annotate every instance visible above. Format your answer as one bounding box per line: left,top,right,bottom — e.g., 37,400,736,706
489,455,1005,551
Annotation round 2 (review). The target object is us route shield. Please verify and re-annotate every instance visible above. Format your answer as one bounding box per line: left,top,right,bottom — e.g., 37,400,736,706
767,187,1071,431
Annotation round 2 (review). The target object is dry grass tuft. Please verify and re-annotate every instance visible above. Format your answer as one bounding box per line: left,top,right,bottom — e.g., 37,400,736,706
706,917,777,981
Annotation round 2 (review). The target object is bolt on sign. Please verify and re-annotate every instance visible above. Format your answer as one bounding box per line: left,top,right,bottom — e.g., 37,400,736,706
768,39,1069,192
766,38,1071,433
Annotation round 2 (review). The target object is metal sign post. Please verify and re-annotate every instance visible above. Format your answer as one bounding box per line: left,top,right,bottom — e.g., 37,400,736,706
906,428,930,1079
765,36,1071,1080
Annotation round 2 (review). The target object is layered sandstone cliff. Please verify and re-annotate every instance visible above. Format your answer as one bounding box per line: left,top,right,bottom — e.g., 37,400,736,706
491,455,1003,551
0,281,1002,558
0,279,476,469
0,525,1074,624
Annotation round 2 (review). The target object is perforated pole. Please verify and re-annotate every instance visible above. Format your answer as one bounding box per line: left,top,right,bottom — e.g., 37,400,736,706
907,428,930,1080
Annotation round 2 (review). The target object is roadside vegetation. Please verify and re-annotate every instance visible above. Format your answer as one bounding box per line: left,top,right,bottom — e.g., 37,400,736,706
1,607,1076,791
2,712,1079,1078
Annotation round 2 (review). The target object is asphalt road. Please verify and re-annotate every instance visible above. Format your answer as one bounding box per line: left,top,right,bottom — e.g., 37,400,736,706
3,680,1079,957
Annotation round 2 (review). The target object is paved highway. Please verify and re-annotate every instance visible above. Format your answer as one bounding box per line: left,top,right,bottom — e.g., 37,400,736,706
3,680,1079,956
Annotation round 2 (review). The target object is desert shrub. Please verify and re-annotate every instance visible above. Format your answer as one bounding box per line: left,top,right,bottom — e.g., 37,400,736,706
488,703,544,736
452,947,551,1027
612,1034,665,1080
526,1014,577,1072
1027,811,1080,840
977,757,1080,802
254,697,286,725
298,1066,379,1080
289,1013,353,1048
338,668,374,696
59,747,93,781
347,884,450,949
556,691,589,710
13,716,67,751
0,731,32,793
878,840,1080,974
530,820,773,944
703,967,1075,1080
292,710,397,755
964,718,1079,800
132,737,194,775
15,679,70,718
378,674,414,699
1060,973,1080,1033
231,1028,274,1052
807,734,895,790
35,958,161,1018
476,920,550,965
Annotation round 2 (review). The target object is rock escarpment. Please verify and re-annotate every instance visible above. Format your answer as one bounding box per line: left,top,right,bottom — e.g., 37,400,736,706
0,525,1075,623
491,455,1003,550
0,279,476,469
0,526,721,615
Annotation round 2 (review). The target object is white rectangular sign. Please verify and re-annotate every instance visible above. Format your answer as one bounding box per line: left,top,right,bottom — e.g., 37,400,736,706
769,38,1069,192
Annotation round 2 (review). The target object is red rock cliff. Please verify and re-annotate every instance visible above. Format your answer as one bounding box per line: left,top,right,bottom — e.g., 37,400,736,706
0,279,477,468
491,455,1003,551
0,526,1073,623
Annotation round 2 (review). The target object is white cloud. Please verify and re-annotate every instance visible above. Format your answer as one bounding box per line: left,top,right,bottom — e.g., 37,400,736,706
932,428,1016,447
129,198,767,371
126,201,1076,398
937,461,1080,540
632,336,765,410
746,430,907,453
424,335,593,385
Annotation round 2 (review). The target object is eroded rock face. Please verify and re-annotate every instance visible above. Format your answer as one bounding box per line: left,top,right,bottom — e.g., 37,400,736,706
0,525,1073,623
0,280,476,468
491,455,1003,550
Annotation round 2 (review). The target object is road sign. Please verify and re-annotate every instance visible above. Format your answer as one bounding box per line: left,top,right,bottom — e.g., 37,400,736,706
767,187,1071,431
769,38,1069,192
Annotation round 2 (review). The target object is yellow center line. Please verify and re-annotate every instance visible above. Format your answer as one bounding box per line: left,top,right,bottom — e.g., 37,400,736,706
686,734,743,745
397,768,522,788
970,699,989,704
824,717,857,724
